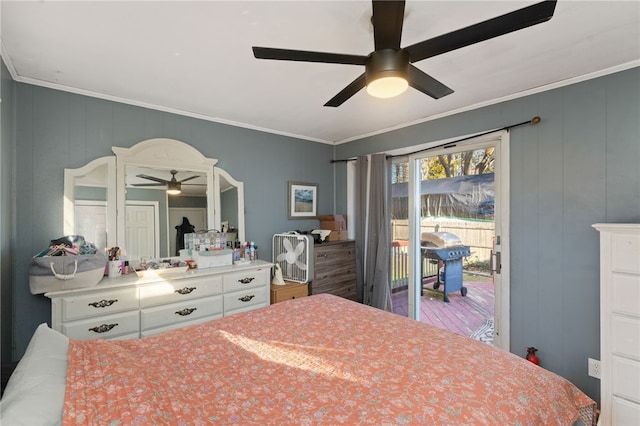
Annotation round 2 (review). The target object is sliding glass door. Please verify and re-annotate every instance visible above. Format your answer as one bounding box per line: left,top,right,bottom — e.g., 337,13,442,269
388,132,510,349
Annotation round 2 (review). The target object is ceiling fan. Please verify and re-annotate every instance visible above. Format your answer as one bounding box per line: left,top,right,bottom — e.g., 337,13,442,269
253,0,557,107
133,170,201,195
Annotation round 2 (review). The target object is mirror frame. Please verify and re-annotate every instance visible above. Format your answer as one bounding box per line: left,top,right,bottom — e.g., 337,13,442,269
64,138,246,257
114,138,218,256
63,156,117,248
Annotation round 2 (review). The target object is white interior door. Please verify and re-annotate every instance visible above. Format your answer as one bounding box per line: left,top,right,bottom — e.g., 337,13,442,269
125,202,159,260
168,208,207,256
74,201,107,251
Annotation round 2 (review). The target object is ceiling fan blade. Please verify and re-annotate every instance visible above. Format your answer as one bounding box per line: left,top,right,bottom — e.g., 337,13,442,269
324,73,367,107
178,175,200,183
372,0,405,50
132,183,165,187
253,47,367,65
405,0,557,63
407,65,454,99
136,174,168,184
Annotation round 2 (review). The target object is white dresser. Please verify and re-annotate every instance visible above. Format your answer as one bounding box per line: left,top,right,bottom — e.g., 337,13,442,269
45,260,272,340
593,224,640,426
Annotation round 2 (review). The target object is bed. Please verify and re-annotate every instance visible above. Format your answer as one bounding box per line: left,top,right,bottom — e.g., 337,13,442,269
1,294,595,425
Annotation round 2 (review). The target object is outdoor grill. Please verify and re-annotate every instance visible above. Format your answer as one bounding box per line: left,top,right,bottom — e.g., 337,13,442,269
421,232,471,303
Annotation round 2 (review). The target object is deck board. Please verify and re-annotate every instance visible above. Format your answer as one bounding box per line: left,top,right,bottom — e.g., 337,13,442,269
391,280,494,340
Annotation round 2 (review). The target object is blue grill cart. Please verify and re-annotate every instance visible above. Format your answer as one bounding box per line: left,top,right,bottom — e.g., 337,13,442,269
421,232,471,303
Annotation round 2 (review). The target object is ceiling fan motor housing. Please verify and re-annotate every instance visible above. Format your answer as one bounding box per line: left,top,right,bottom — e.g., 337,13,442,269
365,49,410,84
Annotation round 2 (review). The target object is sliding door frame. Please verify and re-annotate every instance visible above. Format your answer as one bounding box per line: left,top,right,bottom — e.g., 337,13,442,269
406,130,510,350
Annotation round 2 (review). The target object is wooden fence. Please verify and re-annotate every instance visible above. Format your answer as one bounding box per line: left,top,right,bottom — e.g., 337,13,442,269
390,219,494,290
391,219,494,266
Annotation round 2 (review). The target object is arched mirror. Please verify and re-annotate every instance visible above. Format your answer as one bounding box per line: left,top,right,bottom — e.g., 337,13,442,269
114,138,245,260
64,138,245,261
63,156,117,251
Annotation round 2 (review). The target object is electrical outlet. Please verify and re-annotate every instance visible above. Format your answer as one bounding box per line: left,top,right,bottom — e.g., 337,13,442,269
588,358,601,379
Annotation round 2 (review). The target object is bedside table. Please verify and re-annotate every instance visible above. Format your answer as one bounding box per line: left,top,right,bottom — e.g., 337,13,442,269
270,281,309,304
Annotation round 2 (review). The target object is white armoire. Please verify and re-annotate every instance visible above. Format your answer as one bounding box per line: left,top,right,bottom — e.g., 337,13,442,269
593,223,640,425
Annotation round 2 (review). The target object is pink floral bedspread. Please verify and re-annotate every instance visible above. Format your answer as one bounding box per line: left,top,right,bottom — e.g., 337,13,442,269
64,294,595,425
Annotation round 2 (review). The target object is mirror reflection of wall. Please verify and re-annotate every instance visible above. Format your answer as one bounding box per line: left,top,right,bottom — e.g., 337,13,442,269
215,167,245,245
221,187,238,239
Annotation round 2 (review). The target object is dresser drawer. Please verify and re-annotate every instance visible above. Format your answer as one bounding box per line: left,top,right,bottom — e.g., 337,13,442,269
61,288,138,321
141,295,223,331
62,311,140,340
612,396,640,425
224,287,267,314
314,245,355,268
611,232,640,274
612,316,640,359
223,268,269,293
612,356,640,404
612,274,640,317
271,282,308,303
139,275,223,308
311,241,356,301
141,315,222,338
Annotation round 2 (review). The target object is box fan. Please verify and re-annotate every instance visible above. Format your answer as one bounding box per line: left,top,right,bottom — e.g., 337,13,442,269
272,232,314,283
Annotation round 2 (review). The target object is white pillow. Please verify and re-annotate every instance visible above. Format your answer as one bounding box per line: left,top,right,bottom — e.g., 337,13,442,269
0,323,69,425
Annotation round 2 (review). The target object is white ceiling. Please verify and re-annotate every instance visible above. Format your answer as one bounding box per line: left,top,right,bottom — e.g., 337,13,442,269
2,1,639,144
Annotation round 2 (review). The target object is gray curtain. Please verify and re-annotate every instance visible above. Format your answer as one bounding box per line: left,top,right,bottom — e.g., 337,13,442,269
355,154,392,311
355,156,368,304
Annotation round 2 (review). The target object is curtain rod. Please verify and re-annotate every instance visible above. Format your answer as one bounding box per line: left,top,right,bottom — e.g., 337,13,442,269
330,116,541,164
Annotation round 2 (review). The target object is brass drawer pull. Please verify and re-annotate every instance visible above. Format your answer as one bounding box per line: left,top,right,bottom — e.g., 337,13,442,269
239,294,255,302
89,323,118,333
88,299,118,308
175,287,196,295
238,277,255,284
175,307,197,316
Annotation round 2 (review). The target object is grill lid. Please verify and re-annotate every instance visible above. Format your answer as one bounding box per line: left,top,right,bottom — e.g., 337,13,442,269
421,232,463,248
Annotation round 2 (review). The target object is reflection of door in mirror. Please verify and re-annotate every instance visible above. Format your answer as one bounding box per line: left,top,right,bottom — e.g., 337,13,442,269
125,185,168,258
64,156,116,251
125,201,159,260
74,201,107,251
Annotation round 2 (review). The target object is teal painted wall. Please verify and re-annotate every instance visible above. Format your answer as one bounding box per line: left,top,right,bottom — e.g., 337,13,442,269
335,67,640,404
4,56,639,406
11,83,335,361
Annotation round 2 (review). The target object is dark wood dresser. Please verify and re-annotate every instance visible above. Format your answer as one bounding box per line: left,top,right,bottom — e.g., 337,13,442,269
310,240,357,301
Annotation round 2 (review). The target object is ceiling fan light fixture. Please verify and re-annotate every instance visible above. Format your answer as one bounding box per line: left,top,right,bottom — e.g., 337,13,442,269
365,49,410,99
167,181,181,195
367,75,408,98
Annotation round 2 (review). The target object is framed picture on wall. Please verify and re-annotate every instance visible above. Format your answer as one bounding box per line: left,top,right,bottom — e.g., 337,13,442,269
288,182,318,219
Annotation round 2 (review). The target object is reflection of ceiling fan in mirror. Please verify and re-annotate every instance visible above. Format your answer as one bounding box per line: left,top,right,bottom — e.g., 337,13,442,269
133,169,202,195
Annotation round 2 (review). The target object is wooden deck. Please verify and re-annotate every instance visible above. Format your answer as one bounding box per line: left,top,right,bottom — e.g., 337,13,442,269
391,279,494,339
